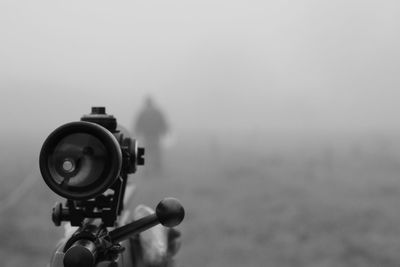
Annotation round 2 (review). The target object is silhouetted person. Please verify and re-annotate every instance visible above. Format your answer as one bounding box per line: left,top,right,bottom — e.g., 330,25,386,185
134,96,168,175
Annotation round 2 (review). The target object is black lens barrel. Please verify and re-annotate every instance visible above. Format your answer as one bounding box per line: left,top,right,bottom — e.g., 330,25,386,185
40,121,122,200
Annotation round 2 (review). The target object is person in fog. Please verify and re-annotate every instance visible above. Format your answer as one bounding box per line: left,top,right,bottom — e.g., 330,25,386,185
134,96,168,175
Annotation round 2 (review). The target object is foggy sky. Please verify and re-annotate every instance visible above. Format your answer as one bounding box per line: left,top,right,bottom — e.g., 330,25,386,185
1,0,400,136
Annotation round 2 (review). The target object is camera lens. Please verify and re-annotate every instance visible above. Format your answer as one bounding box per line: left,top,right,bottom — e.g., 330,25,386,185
48,133,107,188
40,121,122,200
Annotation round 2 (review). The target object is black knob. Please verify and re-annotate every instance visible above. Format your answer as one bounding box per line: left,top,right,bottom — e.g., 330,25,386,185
91,107,106,114
137,147,145,165
52,202,63,226
64,239,96,267
156,198,185,227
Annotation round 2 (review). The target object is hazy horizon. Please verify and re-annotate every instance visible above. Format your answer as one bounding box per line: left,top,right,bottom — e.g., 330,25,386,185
1,0,400,137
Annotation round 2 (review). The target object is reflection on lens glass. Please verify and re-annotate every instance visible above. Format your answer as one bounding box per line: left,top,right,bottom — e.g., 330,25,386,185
48,133,107,188
62,159,75,173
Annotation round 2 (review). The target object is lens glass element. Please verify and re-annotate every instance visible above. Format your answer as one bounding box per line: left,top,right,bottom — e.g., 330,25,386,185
47,133,107,188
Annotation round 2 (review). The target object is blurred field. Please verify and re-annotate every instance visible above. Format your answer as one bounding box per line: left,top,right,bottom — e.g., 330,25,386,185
2,132,400,266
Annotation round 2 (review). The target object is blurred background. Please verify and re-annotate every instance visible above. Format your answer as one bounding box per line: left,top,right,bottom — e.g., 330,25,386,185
1,0,400,266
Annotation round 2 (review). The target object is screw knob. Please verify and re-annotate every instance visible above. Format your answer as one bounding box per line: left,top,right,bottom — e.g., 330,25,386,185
52,202,63,226
156,198,185,227
137,147,145,165
91,107,106,114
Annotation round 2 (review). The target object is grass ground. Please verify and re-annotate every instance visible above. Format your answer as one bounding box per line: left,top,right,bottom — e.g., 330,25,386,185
1,133,400,266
